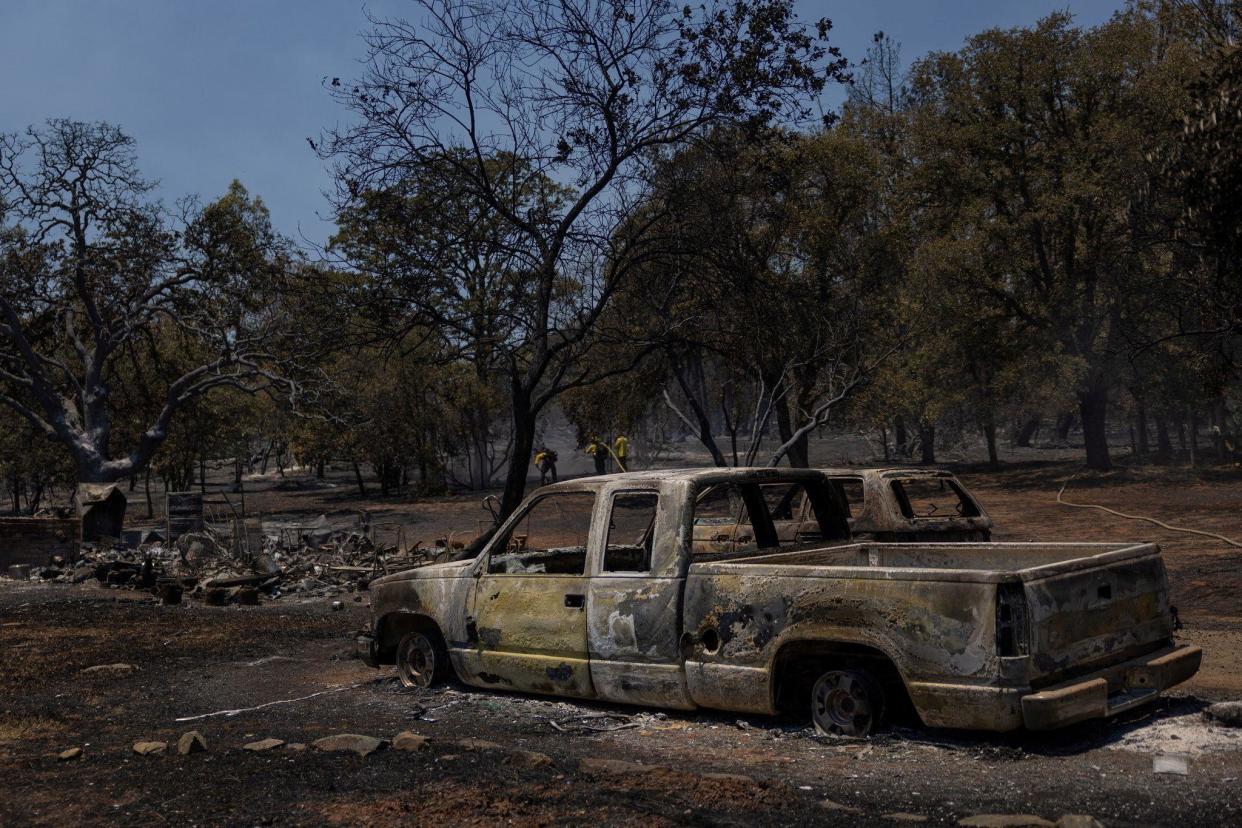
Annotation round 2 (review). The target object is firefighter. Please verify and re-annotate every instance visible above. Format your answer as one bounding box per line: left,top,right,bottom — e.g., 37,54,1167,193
613,433,630,472
585,436,608,475
534,446,558,485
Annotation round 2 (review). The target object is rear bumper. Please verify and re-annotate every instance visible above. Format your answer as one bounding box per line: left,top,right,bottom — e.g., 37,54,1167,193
908,643,1201,732
1020,643,1201,730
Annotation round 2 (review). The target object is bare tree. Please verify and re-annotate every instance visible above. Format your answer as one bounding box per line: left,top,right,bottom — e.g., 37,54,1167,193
320,0,845,517
636,127,903,469
0,120,306,486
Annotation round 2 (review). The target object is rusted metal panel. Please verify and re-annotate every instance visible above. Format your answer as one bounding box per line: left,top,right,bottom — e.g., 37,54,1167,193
468,573,594,696
75,484,126,542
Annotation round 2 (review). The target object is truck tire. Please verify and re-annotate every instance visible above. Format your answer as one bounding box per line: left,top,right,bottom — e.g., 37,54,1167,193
396,631,447,689
811,669,885,737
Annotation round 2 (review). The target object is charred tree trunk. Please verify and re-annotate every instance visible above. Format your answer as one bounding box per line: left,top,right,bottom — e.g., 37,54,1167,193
919,422,936,466
1014,416,1041,448
1155,418,1172,463
1055,412,1075,442
144,468,154,520
665,354,728,469
894,416,908,456
775,395,810,469
1189,407,1199,466
26,481,44,515
499,397,537,519
352,461,367,496
983,420,999,469
1078,382,1112,471
1135,397,1150,459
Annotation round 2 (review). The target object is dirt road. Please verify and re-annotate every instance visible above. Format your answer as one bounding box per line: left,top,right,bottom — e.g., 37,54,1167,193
3,463,1241,826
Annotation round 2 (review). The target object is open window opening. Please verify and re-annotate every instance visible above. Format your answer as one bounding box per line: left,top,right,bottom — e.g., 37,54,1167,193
890,477,980,520
602,491,659,573
487,492,596,574
690,479,849,560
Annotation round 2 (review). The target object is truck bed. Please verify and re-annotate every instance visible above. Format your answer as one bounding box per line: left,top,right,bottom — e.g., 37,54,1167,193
686,540,1176,691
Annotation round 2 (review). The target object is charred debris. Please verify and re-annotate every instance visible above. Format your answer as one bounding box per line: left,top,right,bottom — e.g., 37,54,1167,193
2,490,455,606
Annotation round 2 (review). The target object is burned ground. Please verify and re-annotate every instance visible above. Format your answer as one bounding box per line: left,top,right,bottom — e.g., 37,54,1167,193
3,462,1242,826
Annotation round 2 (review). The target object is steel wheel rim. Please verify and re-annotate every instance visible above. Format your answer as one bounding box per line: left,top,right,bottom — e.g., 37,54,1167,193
813,672,874,736
398,634,435,688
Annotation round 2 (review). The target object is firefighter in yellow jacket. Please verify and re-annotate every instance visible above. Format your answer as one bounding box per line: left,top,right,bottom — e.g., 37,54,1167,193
613,434,630,472
585,436,608,475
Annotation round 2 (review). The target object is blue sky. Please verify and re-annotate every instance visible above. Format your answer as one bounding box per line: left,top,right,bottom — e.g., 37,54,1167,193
0,1,1122,245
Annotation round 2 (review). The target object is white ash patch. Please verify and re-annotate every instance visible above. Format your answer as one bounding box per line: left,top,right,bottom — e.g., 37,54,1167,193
1108,713,1242,755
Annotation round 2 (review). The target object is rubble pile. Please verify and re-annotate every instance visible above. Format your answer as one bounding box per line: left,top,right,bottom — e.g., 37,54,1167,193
3,513,452,605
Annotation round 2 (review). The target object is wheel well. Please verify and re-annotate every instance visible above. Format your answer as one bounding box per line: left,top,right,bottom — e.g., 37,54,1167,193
772,640,914,721
375,613,444,665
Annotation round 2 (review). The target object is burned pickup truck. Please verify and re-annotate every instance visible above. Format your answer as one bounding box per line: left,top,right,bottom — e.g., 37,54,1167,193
364,468,1199,736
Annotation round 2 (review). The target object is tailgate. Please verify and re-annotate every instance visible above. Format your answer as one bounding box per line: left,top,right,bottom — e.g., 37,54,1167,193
1022,546,1175,685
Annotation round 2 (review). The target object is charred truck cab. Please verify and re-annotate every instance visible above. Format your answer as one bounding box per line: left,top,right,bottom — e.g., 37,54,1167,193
364,468,1199,736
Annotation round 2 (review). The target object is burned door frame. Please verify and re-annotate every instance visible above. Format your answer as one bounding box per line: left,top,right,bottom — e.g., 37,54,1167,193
586,481,695,709
463,490,598,698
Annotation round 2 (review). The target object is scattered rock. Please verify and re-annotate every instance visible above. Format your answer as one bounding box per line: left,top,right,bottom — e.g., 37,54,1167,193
883,815,928,823
1204,701,1242,727
81,663,139,675
452,738,502,752
331,600,344,611
506,749,553,768
1056,817,1104,828
177,731,207,755
700,772,758,786
392,731,429,752
58,747,83,761
959,817,1054,828
820,799,862,814
312,734,386,757
132,741,167,756
242,738,285,752
579,757,647,776
286,743,307,751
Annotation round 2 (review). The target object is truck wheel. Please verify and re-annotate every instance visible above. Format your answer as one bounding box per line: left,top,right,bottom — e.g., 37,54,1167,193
811,669,885,737
396,631,444,689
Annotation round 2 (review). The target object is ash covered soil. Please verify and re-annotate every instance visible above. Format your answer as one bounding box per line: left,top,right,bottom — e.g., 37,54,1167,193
4,462,1242,826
